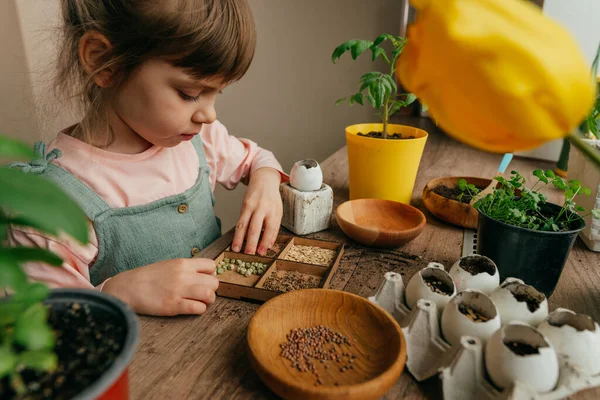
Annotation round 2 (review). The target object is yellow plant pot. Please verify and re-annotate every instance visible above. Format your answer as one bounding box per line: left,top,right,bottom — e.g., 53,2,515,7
346,124,428,204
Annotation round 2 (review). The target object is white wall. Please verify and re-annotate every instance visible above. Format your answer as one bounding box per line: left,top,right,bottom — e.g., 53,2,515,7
517,0,600,162
0,0,403,231
544,0,600,64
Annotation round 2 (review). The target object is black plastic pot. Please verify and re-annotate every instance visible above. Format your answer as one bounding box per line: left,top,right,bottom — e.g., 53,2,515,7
45,289,140,400
476,203,585,297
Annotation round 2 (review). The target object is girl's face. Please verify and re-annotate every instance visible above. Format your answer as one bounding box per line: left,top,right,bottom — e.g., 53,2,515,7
110,58,227,148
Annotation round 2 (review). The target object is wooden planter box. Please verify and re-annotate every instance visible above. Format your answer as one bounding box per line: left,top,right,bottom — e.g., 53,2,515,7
569,139,600,252
214,235,344,302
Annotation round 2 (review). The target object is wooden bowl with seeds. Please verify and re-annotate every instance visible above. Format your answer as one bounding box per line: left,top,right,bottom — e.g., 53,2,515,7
336,198,426,247
247,289,406,400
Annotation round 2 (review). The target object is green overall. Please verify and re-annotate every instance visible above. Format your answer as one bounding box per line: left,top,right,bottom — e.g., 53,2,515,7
12,138,221,286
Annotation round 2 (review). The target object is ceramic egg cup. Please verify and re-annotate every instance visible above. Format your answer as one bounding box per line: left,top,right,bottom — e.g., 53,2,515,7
369,267,600,400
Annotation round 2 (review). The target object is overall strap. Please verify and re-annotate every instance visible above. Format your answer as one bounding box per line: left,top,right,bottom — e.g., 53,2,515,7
191,135,209,169
44,164,111,218
9,141,111,219
190,134,216,206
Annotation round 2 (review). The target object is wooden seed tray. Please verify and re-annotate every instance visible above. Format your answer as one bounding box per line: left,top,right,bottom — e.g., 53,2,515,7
215,235,344,303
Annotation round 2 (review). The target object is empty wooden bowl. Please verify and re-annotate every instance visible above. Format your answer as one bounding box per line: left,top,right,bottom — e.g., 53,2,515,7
247,289,406,400
422,176,491,229
335,199,426,247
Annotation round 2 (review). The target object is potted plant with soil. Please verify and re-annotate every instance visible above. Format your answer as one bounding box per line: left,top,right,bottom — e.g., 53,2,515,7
1,136,139,399
565,45,600,251
460,169,600,297
332,34,428,204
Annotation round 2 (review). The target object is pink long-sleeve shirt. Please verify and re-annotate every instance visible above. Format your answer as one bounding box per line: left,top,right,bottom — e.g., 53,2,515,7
9,120,284,290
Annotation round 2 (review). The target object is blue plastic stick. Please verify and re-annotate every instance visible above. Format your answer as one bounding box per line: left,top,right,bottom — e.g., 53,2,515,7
498,153,513,174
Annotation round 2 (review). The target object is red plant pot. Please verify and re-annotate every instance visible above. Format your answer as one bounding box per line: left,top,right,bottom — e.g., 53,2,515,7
46,289,139,400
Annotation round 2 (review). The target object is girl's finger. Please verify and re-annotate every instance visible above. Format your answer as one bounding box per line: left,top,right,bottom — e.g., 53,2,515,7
244,212,265,255
189,258,217,275
184,284,217,305
191,273,220,291
232,211,252,252
173,298,207,315
258,214,279,256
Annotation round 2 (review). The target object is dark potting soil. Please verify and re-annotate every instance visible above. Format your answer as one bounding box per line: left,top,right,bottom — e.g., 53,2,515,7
505,340,539,356
512,291,542,313
357,131,416,140
423,275,454,295
459,256,496,276
432,184,484,204
0,302,125,400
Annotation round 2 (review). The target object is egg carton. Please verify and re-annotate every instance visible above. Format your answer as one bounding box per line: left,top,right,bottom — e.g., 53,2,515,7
369,267,600,400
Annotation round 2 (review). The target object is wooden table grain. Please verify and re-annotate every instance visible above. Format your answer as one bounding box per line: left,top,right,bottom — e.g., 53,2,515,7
130,117,600,399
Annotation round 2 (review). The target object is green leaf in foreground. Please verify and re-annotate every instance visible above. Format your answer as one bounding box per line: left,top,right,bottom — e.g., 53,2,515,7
0,167,88,243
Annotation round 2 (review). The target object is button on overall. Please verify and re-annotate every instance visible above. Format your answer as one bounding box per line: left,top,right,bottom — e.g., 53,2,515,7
178,204,188,213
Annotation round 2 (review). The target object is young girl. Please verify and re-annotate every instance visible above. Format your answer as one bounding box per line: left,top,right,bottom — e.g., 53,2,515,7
9,0,285,316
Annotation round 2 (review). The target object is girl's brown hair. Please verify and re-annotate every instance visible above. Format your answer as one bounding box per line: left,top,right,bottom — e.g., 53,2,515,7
56,0,256,145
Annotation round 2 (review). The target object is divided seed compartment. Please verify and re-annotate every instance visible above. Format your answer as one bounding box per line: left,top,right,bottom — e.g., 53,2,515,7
216,235,344,303
369,265,600,400
226,234,293,258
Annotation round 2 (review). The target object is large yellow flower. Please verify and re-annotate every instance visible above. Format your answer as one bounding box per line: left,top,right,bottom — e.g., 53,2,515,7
397,0,594,153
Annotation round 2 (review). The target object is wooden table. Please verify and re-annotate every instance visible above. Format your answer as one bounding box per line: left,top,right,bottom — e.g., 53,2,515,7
130,117,600,399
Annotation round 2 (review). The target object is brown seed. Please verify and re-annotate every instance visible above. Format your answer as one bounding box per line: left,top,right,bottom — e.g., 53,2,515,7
263,269,320,293
280,325,357,385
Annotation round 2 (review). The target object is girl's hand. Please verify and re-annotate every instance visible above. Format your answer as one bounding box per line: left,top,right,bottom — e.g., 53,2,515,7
232,167,282,255
102,258,218,316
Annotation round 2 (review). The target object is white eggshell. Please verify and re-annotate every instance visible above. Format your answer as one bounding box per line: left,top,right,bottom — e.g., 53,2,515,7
290,159,323,191
490,278,548,326
449,254,500,295
405,263,456,313
441,289,501,346
537,308,600,375
485,323,559,393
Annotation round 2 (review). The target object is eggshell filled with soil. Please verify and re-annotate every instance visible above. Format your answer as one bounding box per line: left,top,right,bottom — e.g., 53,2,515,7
537,308,600,375
441,289,501,346
485,323,559,393
405,263,456,314
290,159,323,192
449,254,499,295
489,278,548,326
